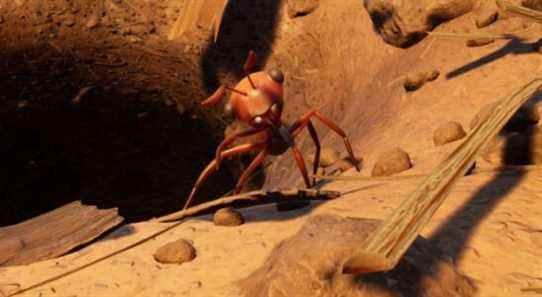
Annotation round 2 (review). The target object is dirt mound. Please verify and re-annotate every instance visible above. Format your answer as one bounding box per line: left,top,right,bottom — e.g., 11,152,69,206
239,214,476,297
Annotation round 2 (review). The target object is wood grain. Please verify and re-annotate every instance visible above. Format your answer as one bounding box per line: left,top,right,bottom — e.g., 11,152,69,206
343,78,542,274
0,201,123,266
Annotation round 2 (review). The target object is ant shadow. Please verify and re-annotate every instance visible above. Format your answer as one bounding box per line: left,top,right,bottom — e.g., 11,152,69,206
446,38,542,79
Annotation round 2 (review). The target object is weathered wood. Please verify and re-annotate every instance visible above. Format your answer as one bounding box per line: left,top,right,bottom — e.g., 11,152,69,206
343,78,542,274
0,201,123,266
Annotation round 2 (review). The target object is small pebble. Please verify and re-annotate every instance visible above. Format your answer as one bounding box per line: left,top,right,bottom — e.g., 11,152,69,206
153,239,196,264
213,207,244,226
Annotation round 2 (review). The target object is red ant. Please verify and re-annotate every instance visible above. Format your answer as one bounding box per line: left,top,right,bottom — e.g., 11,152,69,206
183,51,361,209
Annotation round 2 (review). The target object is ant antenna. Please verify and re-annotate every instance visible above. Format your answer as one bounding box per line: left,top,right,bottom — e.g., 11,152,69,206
225,86,248,96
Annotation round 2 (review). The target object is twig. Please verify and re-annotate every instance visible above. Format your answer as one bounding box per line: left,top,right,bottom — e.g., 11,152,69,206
71,86,95,104
426,24,537,40
498,0,542,24
315,165,542,182
420,36,435,59
156,189,341,222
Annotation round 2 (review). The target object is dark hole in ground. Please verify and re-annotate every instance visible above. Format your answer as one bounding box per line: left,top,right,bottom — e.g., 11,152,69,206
0,51,244,227
0,89,241,226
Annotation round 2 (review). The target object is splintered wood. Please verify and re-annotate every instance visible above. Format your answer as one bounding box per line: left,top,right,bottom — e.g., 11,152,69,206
0,201,123,267
168,0,229,42
342,78,542,274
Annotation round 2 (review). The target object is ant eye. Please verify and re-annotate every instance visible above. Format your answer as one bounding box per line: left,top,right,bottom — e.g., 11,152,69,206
223,103,234,118
253,116,263,125
267,68,284,83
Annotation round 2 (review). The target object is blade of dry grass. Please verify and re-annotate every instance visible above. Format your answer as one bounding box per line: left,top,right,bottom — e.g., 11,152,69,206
342,78,542,274
497,0,542,23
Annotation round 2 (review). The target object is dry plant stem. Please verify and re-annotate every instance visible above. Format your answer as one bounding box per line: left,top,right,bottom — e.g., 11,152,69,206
497,0,542,23
315,165,542,181
343,78,542,275
158,189,341,223
426,24,537,40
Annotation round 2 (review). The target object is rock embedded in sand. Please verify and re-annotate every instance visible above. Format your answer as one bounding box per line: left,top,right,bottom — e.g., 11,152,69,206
239,214,476,297
213,207,245,226
287,0,319,18
372,147,413,177
473,0,499,28
153,239,196,264
403,68,440,91
433,121,467,146
466,38,495,47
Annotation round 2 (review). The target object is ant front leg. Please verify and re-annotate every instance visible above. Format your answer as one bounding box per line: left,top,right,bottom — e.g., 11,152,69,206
184,142,266,210
288,119,321,184
215,128,265,170
277,126,312,188
291,108,361,172
234,147,269,194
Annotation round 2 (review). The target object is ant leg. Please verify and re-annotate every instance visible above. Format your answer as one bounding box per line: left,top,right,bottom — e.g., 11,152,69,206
291,108,361,172
233,147,269,194
184,142,266,210
290,144,312,188
289,119,321,184
306,121,321,184
215,128,265,170
311,110,361,172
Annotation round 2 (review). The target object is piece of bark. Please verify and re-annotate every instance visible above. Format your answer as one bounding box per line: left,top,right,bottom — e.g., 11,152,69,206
0,201,123,266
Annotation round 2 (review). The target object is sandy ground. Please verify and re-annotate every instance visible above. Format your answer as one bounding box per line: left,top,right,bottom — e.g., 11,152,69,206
3,1,542,296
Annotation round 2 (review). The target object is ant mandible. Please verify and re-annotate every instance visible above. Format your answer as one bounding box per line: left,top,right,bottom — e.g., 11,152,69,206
183,51,361,209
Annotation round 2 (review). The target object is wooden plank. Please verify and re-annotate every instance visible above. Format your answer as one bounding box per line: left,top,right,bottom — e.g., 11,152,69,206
342,78,542,274
0,201,123,266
